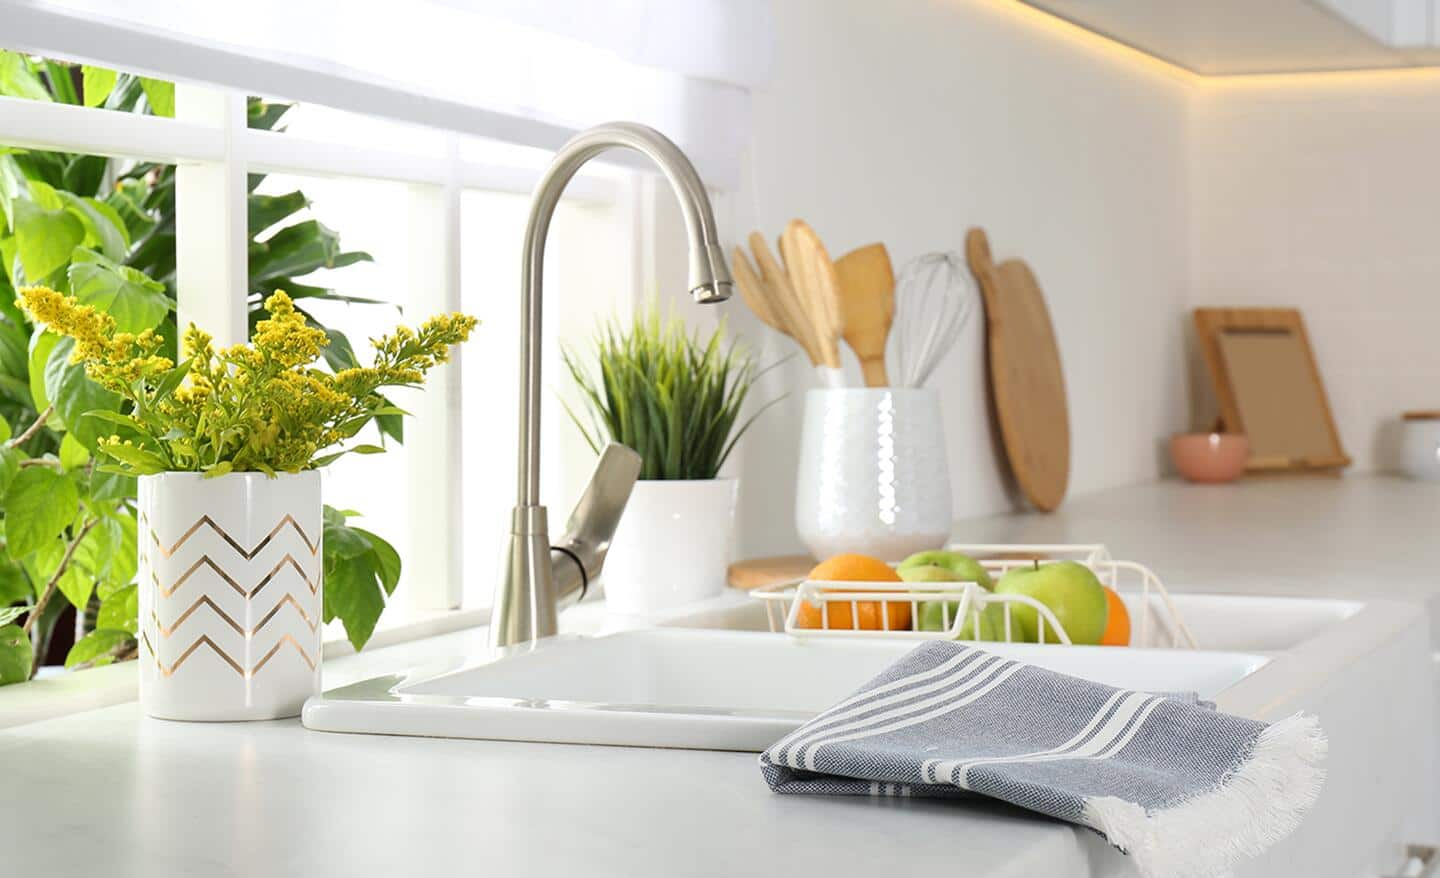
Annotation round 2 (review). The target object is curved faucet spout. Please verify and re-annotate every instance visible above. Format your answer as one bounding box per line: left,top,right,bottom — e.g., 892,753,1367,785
491,122,732,649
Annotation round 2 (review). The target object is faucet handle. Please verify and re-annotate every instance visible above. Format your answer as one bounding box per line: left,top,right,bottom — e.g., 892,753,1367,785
551,443,642,600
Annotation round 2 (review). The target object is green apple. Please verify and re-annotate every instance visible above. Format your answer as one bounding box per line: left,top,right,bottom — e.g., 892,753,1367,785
993,561,1109,645
897,550,993,590
901,562,1002,640
918,599,1006,640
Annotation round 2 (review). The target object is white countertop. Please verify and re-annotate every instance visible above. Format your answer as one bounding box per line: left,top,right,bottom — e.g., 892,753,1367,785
5,475,1438,878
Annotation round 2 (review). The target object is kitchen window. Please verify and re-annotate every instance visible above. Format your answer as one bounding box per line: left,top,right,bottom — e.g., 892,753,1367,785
0,0,769,708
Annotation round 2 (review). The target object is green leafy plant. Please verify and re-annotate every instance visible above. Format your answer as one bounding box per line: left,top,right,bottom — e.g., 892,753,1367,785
0,52,418,679
563,305,776,480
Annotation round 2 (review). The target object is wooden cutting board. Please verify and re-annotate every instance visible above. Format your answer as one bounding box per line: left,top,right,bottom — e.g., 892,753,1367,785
965,228,1070,512
727,556,815,590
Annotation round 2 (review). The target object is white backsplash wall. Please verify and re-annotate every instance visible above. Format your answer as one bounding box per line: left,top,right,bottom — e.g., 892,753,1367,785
714,0,1194,557
1189,75,1440,472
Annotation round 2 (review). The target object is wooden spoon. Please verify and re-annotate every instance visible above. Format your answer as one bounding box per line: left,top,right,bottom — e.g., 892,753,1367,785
777,220,843,371
747,231,823,366
833,243,895,387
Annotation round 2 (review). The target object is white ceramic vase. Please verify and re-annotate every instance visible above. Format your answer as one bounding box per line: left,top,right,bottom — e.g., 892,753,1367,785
138,471,323,721
602,478,737,615
795,388,952,562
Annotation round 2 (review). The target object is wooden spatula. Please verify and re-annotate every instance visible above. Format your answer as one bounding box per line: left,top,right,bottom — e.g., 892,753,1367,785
778,220,843,371
833,243,895,387
746,232,824,367
730,245,786,334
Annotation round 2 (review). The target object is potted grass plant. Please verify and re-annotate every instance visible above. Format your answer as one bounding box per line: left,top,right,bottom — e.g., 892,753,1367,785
17,285,475,720
564,306,773,614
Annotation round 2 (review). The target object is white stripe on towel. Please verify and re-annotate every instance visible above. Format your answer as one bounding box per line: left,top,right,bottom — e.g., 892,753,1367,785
785,655,1010,769
801,659,1024,771
930,692,1163,788
769,649,987,762
920,689,1132,784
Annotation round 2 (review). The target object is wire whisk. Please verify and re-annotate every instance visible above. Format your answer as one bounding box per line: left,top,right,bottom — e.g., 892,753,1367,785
890,252,978,388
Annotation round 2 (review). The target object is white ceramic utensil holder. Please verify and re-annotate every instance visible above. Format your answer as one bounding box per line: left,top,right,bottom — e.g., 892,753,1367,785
603,478,737,615
795,388,952,562
138,471,322,721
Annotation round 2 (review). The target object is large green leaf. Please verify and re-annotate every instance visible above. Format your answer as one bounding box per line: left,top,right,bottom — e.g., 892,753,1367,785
42,60,78,105
45,337,123,450
50,525,97,610
249,219,372,287
81,65,117,108
138,77,174,118
324,520,372,561
96,583,138,634
0,316,28,384
0,624,31,684
65,628,131,668
0,233,18,285
0,559,30,605
61,155,108,200
0,154,26,232
0,51,51,102
106,178,158,242
323,555,385,652
60,193,128,259
89,468,136,503
13,198,84,282
0,446,22,495
12,151,65,192
353,527,401,595
58,432,89,471
26,330,59,417
248,191,308,238
68,249,169,333
101,511,137,592
72,513,123,595
3,466,78,558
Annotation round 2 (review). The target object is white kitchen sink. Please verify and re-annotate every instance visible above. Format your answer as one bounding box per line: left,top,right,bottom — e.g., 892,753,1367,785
303,627,1269,750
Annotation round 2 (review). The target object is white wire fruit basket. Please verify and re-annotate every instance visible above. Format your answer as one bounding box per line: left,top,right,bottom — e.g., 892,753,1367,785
748,544,1198,649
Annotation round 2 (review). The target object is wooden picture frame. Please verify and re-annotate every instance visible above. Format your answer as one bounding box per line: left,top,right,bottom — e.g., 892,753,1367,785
1193,308,1350,474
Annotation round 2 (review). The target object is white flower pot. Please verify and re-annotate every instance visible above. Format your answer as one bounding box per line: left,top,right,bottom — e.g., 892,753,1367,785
795,388,953,562
602,478,737,615
138,471,322,721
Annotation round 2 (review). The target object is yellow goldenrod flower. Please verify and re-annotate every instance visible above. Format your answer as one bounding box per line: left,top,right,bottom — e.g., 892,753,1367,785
15,284,476,476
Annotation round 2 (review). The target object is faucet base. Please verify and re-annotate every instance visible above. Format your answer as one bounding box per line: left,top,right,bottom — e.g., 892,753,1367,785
490,506,559,648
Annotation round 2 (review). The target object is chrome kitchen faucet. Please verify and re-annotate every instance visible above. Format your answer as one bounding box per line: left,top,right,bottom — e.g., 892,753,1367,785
489,122,733,648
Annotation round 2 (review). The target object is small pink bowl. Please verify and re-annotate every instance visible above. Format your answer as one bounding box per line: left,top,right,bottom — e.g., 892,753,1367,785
1170,433,1249,483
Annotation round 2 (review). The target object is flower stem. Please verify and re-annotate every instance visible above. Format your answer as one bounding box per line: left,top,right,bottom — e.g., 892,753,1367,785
8,404,54,449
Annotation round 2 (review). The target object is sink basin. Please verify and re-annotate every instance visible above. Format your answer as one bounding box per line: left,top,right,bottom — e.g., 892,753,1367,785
303,628,1269,751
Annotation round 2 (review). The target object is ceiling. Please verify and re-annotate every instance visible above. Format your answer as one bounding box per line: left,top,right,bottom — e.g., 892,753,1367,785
1018,0,1440,75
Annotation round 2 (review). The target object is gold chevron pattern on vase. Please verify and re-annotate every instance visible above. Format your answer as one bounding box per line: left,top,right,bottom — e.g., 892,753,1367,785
141,631,317,678
150,592,319,638
154,553,319,598
141,510,321,682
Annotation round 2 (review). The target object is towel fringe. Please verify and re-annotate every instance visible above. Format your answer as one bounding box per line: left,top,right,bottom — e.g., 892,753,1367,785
1082,712,1327,878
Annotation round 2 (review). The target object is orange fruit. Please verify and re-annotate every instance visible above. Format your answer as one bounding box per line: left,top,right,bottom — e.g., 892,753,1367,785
796,553,911,631
1099,587,1131,646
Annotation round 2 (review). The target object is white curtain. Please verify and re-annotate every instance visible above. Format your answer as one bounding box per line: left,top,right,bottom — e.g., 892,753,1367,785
0,0,773,188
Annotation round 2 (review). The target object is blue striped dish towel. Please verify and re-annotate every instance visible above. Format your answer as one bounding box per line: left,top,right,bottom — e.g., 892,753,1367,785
759,642,1325,878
